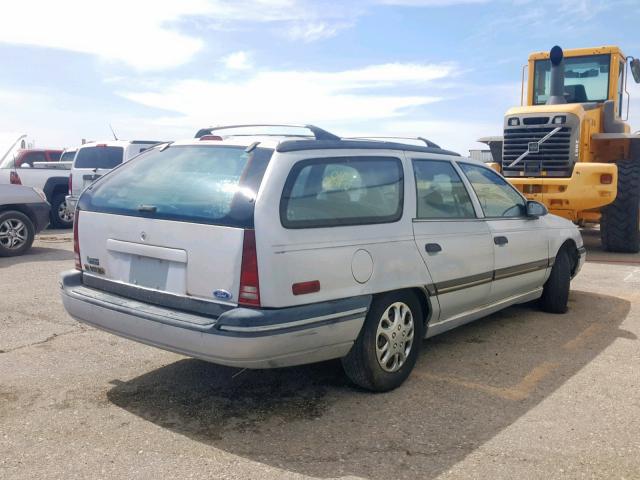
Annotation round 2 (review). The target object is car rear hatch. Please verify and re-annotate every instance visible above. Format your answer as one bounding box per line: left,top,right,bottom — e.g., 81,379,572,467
76,144,272,311
72,145,124,197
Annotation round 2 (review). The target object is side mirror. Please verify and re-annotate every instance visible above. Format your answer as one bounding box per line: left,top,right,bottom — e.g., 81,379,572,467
631,58,640,84
526,200,548,218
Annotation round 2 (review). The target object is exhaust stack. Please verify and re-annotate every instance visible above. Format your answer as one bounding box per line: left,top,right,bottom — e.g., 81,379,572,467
546,45,566,105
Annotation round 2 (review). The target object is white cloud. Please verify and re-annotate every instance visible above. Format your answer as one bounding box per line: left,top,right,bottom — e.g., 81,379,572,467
119,62,455,131
0,0,356,70
223,51,252,70
376,0,489,5
0,0,214,71
285,21,352,42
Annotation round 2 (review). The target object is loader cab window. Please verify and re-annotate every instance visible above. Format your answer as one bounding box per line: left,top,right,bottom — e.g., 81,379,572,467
533,54,611,105
618,61,625,117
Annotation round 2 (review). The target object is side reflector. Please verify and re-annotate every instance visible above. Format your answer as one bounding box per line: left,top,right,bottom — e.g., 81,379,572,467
600,174,613,185
292,280,321,296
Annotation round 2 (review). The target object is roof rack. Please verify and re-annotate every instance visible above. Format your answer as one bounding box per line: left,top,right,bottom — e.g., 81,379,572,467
194,124,341,141
347,136,441,149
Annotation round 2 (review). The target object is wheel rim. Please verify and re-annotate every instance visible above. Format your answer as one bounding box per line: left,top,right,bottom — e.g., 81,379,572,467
0,218,27,249
375,301,415,373
58,200,73,223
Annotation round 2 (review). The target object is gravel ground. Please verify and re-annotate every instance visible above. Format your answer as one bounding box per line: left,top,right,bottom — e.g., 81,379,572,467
0,228,639,479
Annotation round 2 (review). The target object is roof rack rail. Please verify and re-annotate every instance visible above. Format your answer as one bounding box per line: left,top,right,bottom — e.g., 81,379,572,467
194,124,341,141
347,136,441,149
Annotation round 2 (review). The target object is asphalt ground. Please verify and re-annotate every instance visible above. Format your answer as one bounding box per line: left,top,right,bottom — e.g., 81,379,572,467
1,228,639,479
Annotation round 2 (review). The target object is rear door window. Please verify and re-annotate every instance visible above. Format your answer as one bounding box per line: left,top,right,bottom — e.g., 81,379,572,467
75,146,124,169
413,160,476,219
281,156,403,228
82,145,273,228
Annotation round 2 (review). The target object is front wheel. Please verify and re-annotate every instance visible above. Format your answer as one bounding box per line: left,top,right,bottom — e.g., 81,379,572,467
0,211,35,257
342,291,424,392
539,249,571,314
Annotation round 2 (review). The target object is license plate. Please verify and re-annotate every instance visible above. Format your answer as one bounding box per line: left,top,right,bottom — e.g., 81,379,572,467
129,256,169,290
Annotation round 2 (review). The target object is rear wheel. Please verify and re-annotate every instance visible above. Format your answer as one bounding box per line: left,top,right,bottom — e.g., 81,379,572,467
0,211,35,257
540,248,571,314
342,291,424,392
50,193,73,229
601,146,640,253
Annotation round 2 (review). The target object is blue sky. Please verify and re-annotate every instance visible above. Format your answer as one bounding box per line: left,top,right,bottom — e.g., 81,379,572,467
0,0,639,153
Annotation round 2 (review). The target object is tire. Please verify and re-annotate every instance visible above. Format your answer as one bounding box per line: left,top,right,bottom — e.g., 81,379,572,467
50,193,73,229
341,291,425,392
540,248,571,314
601,149,640,253
0,210,35,257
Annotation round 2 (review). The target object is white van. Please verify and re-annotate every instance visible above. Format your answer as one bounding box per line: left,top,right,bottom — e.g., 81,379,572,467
66,140,163,213
60,125,585,391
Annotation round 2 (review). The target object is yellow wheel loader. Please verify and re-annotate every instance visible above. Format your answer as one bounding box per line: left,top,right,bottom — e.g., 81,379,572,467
481,45,640,252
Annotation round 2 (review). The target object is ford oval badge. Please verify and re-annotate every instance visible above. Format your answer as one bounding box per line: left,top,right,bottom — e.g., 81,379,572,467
213,289,233,300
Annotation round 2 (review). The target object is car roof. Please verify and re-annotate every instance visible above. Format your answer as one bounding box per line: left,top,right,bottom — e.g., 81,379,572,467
18,148,63,153
79,140,164,148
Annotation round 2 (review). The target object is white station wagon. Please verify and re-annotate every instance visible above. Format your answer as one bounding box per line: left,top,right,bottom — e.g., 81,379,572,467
60,125,585,391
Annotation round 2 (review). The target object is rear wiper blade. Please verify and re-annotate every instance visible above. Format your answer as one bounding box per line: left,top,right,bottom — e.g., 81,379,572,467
138,204,157,213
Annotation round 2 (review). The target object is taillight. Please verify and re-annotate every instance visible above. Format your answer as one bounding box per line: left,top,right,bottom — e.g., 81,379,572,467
199,135,223,141
68,174,73,194
73,208,82,270
238,229,260,307
9,171,21,185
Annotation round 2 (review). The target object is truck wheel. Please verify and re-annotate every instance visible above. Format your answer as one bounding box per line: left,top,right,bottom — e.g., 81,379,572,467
601,155,640,253
341,291,424,392
539,248,571,314
0,211,35,257
50,193,73,229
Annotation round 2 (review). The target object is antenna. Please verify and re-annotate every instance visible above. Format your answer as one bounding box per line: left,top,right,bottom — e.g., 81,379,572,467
109,124,119,141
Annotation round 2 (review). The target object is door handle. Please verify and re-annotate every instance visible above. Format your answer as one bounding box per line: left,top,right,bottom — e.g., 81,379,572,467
425,243,442,253
494,236,509,246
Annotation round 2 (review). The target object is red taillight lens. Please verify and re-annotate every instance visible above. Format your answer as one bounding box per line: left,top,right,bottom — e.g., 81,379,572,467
199,135,223,141
292,280,321,296
9,171,21,185
73,208,81,270
238,229,260,307
68,174,73,194
600,174,613,185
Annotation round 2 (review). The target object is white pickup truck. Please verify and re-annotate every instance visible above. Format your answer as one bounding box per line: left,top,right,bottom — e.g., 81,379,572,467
0,134,74,228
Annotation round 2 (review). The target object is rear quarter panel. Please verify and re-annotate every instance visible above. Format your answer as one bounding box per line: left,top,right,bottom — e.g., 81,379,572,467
254,149,433,308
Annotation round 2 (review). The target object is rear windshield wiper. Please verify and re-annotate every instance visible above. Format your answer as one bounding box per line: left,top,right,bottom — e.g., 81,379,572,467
138,204,157,213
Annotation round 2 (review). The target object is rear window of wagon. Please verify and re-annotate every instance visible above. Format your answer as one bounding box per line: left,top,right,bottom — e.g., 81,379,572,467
79,145,273,228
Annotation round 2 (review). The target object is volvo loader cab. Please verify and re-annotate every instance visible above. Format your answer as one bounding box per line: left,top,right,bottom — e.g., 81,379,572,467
481,45,640,252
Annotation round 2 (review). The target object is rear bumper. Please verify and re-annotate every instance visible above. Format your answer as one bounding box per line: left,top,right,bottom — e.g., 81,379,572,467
65,195,78,213
59,270,369,369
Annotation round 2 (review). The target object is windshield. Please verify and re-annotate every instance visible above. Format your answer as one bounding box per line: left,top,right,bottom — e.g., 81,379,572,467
81,145,273,228
533,54,611,104
75,146,124,169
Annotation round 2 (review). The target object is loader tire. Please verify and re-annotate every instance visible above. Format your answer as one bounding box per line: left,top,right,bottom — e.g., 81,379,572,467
601,153,640,253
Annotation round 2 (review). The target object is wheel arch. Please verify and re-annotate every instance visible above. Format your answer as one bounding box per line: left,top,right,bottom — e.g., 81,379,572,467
372,287,434,331
0,205,37,227
556,238,580,276
43,177,69,202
